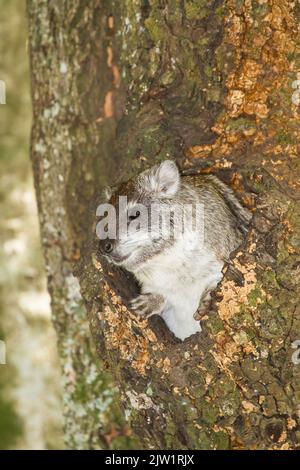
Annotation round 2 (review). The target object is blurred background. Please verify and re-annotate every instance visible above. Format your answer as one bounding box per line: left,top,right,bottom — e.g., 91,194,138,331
0,0,64,449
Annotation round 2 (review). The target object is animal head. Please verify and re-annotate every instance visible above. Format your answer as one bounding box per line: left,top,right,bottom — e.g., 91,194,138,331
96,160,181,271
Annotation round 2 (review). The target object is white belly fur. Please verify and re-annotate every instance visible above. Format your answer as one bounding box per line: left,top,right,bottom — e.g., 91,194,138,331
134,235,223,340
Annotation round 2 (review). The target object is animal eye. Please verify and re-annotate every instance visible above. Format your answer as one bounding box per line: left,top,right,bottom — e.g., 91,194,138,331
128,210,140,221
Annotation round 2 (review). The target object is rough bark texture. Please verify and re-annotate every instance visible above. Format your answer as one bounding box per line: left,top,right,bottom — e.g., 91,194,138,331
28,0,300,449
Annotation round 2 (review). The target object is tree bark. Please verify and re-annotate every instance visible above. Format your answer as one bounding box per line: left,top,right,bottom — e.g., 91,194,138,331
27,0,300,449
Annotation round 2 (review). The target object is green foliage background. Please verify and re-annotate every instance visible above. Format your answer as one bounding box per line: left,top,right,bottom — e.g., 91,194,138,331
0,0,63,449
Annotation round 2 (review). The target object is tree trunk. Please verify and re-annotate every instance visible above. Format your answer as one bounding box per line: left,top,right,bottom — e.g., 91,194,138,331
27,0,300,450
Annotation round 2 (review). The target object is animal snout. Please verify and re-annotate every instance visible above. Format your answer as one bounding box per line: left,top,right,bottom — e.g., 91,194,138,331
99,239,114,255
104,241,113,253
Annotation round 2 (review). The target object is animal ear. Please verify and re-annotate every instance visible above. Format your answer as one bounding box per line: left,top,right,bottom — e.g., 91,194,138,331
146,160,180,198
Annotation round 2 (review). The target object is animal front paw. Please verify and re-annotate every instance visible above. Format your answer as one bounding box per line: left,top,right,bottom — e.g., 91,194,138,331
130,293,165,319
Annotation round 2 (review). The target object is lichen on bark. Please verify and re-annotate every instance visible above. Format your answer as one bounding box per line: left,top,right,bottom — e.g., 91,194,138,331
28,0,300,449
27,0,137,449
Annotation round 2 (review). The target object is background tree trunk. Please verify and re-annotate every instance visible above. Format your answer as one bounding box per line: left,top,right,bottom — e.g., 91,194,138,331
27,0,300,449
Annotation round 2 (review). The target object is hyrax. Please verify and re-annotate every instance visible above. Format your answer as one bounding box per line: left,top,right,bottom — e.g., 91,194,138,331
98,160,251,340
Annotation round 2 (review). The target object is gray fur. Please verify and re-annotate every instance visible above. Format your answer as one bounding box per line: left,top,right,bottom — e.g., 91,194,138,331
99,160,251,340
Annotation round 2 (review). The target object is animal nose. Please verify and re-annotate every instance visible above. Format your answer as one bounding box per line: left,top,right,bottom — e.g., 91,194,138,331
98,238,115,256
103,241,113,253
